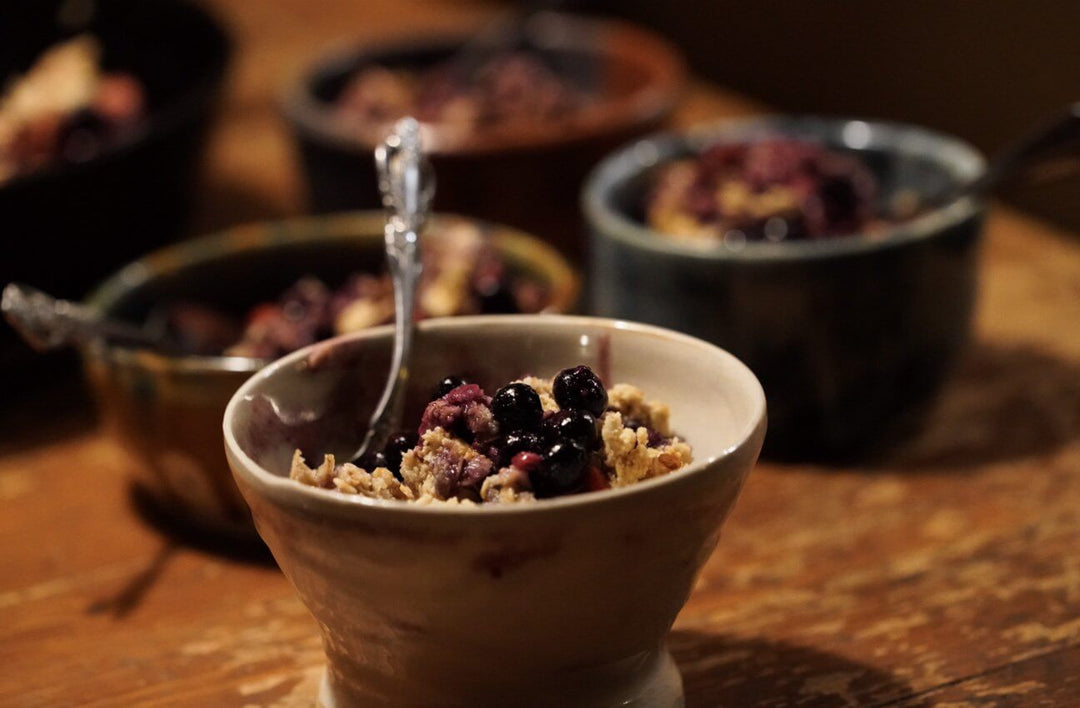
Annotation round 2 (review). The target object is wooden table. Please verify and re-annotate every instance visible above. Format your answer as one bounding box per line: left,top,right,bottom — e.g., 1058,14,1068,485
3,2,1080,705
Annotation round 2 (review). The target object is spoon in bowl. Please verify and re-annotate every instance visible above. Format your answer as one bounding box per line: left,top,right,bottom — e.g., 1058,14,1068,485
2,282,171,352
351,117,434,464
939,101,1080,206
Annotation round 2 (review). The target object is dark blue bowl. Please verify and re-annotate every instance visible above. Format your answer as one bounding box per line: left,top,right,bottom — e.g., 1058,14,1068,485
584,117,987,459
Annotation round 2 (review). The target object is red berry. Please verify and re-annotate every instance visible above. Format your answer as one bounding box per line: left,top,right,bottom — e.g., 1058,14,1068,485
584,465,610,492
511,451,543,474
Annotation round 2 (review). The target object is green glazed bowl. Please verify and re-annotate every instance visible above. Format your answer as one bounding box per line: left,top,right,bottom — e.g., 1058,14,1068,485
81,212,578,538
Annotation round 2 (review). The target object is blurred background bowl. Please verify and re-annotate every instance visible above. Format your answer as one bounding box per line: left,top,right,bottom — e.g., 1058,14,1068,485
80,211,578,537
0,0,230,380
585,116,987,460
282,12,685,260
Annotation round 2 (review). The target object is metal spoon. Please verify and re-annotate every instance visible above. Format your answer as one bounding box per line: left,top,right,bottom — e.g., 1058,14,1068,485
352,117,434,463
945,101,1080,205
2,282,168,352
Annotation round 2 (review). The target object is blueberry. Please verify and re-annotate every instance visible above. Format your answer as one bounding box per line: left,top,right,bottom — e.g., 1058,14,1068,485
552,365,607,416
491,382,543,432
621,417,667,448
495,431,543,467
531,440,587,498
382,431,419,477
433,375,467,399
542,409,598,449
353,450,388,472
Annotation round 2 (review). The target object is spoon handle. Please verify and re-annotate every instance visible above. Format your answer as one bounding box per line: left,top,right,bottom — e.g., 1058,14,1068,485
977,101,1080,194
358,118,434,456
2,282,160,351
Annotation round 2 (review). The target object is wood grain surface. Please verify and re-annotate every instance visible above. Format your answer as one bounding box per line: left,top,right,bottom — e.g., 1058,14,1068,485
2,1,1079,706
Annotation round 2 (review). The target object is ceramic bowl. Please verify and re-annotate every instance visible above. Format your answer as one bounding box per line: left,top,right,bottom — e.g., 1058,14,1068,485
81,213,578,538
585,116,987,459
223,315,766,708
282,12,685,259
0,0,230,384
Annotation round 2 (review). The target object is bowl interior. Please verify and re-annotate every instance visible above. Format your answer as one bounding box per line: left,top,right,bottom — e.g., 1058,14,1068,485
589,116,987,257
289,13,684,154
310,38,601,106
226,316,765,501
88,213,577,336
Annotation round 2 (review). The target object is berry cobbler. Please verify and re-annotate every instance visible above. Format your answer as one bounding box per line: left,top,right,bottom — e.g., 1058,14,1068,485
290,365,693,504
0,36,146,184
646,139,892,244
335,52,583,132
155,221,550,358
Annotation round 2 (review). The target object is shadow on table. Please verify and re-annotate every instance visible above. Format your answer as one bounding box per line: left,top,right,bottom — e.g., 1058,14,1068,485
86,541,178,619
801,341,1080,473
670,630,928,707
85,488,276,618
128,484,275,566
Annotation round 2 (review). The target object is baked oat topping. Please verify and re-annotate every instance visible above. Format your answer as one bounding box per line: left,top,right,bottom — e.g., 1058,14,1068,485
289,366,693,504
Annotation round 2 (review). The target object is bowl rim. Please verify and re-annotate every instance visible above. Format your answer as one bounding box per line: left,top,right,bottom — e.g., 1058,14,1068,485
583,114,988,263
81,211,580,374
280,11,687,156
0,0,231,192
223,314,767,518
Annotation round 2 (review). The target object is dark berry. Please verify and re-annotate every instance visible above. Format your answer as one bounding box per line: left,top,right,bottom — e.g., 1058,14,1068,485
491,382,543,432
531,440,587,498
433,375,467,399
552,365,607,416
353,450,388,472
622,417,667,448
495,431,543,467
382,431,419,477
543,409,598,449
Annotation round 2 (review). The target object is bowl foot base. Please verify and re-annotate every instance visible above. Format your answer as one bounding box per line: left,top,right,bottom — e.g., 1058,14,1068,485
317,647,684,708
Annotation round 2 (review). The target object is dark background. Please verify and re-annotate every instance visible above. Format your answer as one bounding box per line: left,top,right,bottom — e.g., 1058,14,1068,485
591,0,1080,231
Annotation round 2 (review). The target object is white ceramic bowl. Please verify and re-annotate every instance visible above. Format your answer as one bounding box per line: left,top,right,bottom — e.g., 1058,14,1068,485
224,315,766,707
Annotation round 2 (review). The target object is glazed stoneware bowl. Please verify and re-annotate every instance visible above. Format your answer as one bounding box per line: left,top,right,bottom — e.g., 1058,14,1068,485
223,315,765,708
282,12,685,258
585,116,987,459
81,213,578,538
0,0,229,385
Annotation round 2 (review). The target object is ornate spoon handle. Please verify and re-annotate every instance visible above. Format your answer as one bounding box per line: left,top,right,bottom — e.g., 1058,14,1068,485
355,117,434,460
